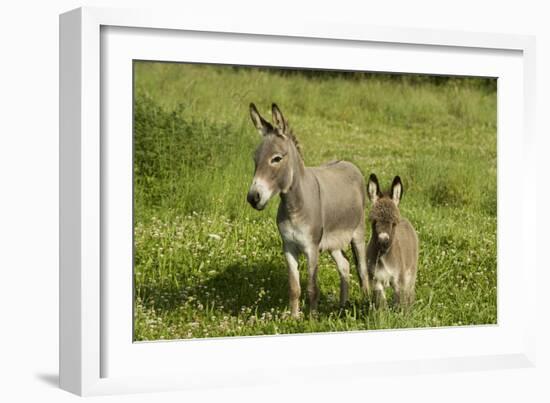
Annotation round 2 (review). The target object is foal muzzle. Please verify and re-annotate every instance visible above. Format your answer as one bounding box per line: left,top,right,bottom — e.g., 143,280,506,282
377,232,390,251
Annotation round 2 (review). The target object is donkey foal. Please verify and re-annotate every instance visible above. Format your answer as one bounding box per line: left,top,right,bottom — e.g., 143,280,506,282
366,174,419,309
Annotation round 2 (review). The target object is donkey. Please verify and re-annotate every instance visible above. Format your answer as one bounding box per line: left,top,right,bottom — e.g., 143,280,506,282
366,174,419,308
246,103,369,318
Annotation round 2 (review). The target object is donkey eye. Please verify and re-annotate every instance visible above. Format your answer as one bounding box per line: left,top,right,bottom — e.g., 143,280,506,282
270,155,283,164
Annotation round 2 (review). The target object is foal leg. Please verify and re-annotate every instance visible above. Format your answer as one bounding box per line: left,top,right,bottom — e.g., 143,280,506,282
305,247,320,314
401,269,417,307
351,230,370,296
373,280,387,309
330,250,350,307
284,243,301,318
390,276,401,308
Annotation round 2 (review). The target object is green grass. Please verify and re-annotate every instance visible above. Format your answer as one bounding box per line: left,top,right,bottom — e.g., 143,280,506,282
133,62,497,341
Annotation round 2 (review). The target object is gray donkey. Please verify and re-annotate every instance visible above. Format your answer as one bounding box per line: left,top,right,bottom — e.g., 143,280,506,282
247,103,369,318
366,174,419,308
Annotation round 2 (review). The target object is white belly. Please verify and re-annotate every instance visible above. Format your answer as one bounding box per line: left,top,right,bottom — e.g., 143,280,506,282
374,266,392,287
319,230,353,252
374,257,397,287
278,220,311,251
278,220,353,253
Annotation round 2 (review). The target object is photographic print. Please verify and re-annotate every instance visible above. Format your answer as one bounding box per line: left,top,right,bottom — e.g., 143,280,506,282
133,62,497,341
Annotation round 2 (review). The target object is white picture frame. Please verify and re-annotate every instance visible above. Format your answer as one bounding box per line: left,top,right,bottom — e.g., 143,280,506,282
59,6,537,396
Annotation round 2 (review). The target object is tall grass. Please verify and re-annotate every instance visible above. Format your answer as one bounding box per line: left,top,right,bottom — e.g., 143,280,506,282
133,62,496,341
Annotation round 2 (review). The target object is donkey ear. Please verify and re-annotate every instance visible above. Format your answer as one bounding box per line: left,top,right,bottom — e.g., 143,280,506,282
271,103,287,134
249,103,273,136
367,174,381,203
391,176,403,205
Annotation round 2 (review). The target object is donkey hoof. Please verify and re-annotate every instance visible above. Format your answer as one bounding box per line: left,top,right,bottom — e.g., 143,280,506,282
308,309,319,319
338,301,352,313
290,310,302,320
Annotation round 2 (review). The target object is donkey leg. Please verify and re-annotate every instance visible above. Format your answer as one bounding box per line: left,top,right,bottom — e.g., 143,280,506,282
407,286,416,305
390,277,401,308
403,289,415,306
400,269,417,306
373,280,387,309
284,244,301,318
351,231,370,296
330,250,350,307
405,280,417,306
408,266,418,305
305,248,320,313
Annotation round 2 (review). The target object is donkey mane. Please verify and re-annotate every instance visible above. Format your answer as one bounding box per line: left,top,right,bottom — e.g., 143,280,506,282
277,120,303,158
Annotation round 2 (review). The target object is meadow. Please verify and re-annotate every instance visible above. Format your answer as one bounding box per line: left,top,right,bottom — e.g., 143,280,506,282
133,62,497,341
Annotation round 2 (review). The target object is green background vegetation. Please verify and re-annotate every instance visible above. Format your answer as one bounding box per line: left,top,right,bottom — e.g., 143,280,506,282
133,62,497,340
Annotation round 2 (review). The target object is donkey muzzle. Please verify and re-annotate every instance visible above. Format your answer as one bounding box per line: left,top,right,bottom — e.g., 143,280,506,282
247,189,262,209
247,179,273,210
378,232,390,250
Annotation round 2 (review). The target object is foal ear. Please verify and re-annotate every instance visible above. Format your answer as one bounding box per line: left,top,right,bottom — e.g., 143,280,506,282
249,103,273,136
391,176,403,205
271,103,287,135
367,174,382,203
